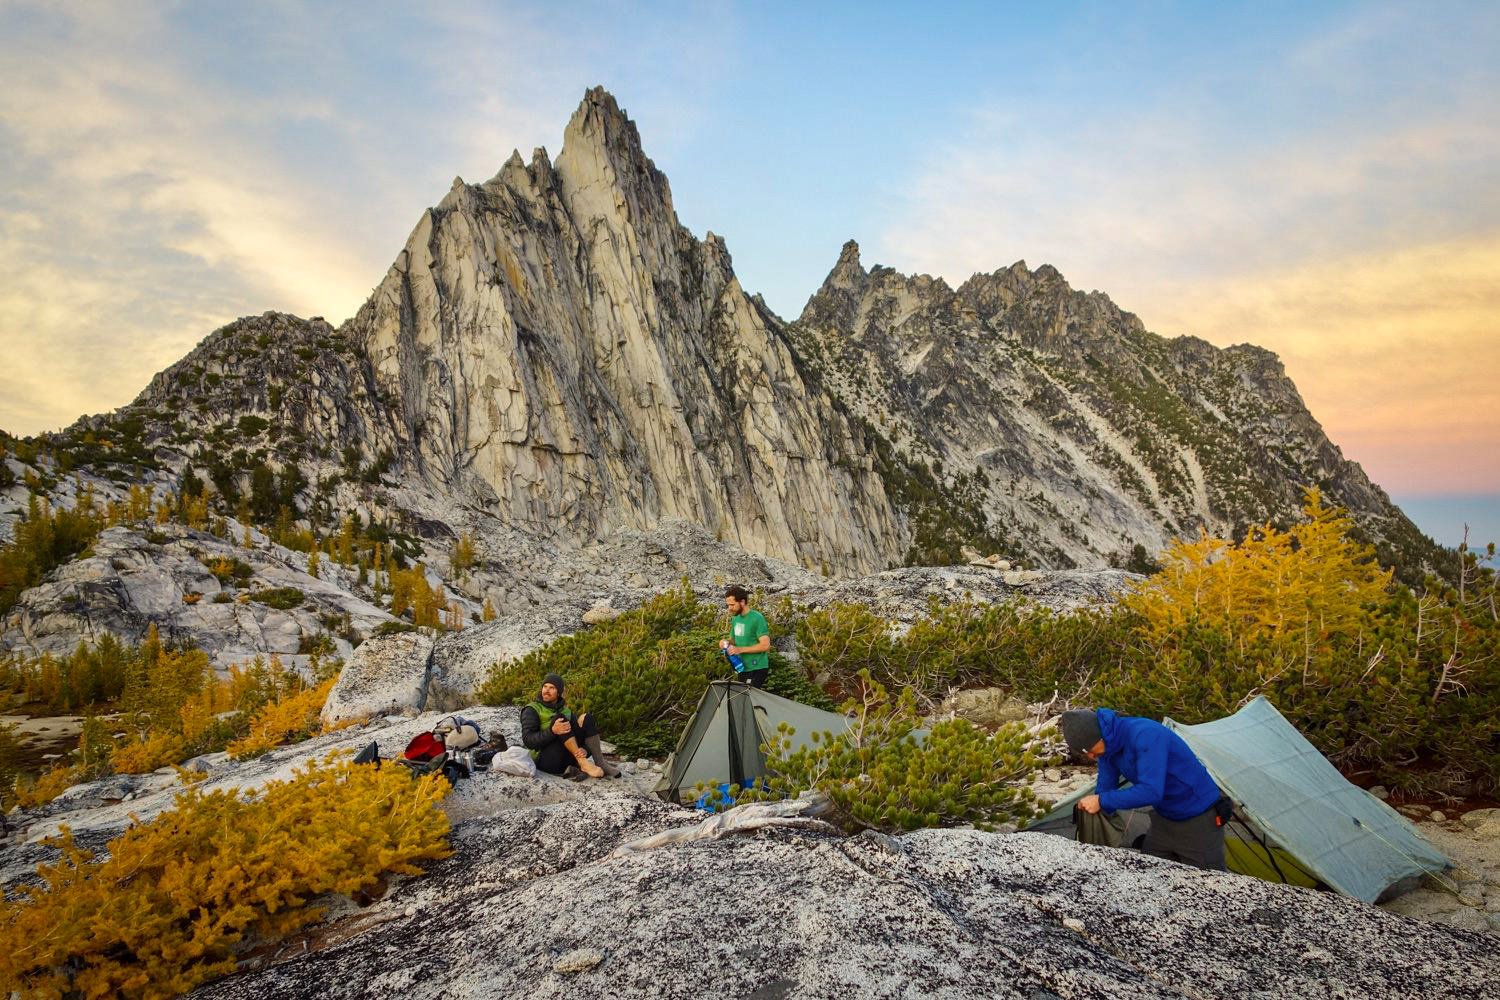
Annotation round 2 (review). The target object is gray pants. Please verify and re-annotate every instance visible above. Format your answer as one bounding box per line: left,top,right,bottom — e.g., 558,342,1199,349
1143,805,1227,871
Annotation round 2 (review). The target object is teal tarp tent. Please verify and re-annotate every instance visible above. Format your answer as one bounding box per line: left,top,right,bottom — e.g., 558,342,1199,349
654,680,854,803
1028,697,1449,903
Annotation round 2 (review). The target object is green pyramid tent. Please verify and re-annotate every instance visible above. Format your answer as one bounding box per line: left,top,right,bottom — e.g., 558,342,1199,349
654,680,854,803
1027,696,1449,903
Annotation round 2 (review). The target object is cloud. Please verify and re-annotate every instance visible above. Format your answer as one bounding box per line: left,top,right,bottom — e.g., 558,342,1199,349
876,5,1500,497
1140,236,1500,495
0,1,739,436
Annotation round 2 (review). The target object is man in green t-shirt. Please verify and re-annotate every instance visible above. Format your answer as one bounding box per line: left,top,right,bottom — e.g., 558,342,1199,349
721,584,771,687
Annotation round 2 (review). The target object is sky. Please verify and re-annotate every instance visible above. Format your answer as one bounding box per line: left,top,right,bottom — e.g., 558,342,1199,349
1,1,1496,546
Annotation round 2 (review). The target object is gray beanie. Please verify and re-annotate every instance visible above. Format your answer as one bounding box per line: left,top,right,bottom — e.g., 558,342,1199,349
1060,709,1103,757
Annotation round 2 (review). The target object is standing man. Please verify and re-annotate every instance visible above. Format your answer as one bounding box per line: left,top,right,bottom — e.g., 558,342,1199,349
1062,707,1228,871
721,585,771,688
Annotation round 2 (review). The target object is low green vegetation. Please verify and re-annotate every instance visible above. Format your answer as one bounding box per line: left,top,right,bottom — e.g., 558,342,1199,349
794,490,1499,797
250,586,306,610
478,582,726,758
481,490,1495,815
740,671,1041,832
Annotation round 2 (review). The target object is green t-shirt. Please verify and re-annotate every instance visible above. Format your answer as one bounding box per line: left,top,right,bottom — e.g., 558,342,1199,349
730,609,770,672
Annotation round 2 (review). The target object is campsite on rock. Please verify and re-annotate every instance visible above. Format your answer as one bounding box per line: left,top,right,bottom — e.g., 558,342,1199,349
2,33,1499,1000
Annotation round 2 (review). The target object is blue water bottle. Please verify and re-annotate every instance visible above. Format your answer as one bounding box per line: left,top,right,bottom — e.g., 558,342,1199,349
723,647,745,673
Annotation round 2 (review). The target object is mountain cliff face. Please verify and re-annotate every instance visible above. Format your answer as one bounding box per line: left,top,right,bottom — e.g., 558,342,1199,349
1,86,1439,623
790,241,1431,571
346,89,902,575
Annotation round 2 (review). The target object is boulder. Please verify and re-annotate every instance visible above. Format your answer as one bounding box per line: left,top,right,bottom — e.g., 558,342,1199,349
321,631,434,725
934,687,1030,729
426,611,578,709
190,785,1495,1000
1461,808,1500,838
581,602,620,624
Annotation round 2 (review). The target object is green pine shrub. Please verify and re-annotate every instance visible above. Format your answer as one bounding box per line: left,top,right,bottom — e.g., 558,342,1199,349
762,651,837,711
251,586,305,610
479,582,746,759
742,670,1041,832
794,597,1132,707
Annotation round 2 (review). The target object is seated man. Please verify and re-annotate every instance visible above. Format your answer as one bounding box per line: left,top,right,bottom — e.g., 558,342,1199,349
1062,707,1227,871
520,673,619,779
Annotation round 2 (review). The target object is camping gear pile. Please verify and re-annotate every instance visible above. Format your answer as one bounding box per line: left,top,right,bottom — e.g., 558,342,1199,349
1027,696,1451,903
352,716,519,784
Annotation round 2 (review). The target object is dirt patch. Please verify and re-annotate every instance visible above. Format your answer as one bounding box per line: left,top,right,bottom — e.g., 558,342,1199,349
1378,809,1500,934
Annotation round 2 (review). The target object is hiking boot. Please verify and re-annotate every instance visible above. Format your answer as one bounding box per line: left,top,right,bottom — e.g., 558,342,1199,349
584,734,622,778
565,737,604,778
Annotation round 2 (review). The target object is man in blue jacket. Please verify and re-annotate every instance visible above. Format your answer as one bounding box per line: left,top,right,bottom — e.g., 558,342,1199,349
1061,707,1228,871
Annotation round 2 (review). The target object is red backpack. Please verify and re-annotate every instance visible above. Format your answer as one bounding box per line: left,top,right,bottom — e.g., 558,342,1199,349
402,731,447,764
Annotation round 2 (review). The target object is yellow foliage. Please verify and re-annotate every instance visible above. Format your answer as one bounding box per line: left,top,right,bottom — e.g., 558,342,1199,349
227,677,334,759
13,764,78,808
181,489,209,530
451,531,478,578
109,645,236,774
391,563,444,627
336,515,356,566
110,730,185,774
0,756,452,999
482,597,497,622
1124,488,1390,660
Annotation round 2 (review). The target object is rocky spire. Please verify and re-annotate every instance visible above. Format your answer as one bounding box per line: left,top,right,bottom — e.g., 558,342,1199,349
824,240,868,292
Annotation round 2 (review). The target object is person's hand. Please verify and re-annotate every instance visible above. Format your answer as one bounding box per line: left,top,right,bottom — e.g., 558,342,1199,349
550,718,572,736
719,639,730,650
1079,794,1102,815
725,645,739,655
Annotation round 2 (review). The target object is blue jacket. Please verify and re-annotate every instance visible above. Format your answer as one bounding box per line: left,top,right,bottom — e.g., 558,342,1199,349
1095,709,1221,821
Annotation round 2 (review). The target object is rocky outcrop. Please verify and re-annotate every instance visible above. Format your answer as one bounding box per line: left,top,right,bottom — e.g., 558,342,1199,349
148,734,1497,999
348,87,904,576
320,630,435,724
0,523,392,670
4,707,1492,998
189,812,1497,999
790,242,1437,571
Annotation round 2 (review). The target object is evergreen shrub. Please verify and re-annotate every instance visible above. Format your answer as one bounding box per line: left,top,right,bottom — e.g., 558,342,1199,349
478,582,732,758
794,598,1131,706
251,586,305,610
742,670,1040,832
